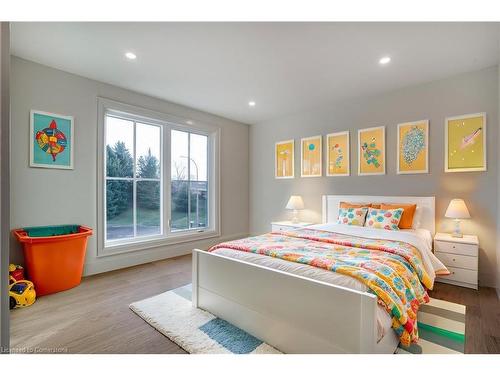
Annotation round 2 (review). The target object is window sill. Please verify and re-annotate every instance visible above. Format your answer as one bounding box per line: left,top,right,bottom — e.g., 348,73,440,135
97,229,220,257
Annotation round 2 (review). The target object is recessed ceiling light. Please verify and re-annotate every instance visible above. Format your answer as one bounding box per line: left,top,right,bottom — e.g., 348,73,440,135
248,101,256,107
125,52,137,60
186,120,193,125
379,56,391,65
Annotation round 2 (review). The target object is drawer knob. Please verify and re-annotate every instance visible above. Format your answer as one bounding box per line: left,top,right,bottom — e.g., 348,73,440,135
452,245,456,249
451,271,455,274
452,258,456,261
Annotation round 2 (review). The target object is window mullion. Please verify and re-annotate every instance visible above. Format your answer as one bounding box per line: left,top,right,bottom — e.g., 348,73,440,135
164,127,171,235
159,125,164,236
133,121,137,238
187,133,191,229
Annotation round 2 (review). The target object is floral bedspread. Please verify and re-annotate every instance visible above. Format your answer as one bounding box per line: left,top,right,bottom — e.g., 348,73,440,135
209,228,433,346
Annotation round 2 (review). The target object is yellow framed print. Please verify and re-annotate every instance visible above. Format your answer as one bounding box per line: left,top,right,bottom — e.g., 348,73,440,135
397,120,429,174
275,139,294,178
301,135,322,177
358,126,385,176
326,131,349,176
445,113,486,173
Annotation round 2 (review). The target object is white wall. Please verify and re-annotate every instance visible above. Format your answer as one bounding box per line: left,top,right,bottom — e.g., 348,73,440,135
250,66,498,288
10,57,250,275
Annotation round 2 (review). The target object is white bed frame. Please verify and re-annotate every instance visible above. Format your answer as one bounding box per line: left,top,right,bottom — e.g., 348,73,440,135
192,195,435,353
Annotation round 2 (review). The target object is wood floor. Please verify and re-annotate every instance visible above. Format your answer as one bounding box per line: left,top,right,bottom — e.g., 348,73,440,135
10,254,500,354
10,255,191,354
429,282,500,354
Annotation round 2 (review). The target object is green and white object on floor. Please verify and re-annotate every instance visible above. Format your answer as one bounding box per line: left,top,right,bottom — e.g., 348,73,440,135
396,298,466,354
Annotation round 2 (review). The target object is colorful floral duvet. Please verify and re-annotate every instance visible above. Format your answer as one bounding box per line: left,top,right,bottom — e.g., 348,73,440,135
209,228,433,346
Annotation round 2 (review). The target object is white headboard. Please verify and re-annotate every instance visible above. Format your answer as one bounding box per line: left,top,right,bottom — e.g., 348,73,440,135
322,195,435,235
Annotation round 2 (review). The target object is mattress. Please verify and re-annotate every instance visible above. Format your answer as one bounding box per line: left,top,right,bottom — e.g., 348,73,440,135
210,223,446,342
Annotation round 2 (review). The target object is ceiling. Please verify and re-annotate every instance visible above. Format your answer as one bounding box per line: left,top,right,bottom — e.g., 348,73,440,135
10,22,500,125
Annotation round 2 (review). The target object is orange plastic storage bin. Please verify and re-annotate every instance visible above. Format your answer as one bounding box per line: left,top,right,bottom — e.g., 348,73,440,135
13,225,93,296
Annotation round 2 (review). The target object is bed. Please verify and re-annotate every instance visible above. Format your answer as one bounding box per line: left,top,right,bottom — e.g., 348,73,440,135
192,195,445,353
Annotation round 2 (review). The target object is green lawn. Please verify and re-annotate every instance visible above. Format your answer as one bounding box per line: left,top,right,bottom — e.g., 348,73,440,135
108,207,206,230
108,207,159,227
171,209,207,230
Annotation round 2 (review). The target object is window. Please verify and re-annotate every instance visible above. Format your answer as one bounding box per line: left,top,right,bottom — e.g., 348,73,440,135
98,98,219,255
171,130,208,231
105,117,162,241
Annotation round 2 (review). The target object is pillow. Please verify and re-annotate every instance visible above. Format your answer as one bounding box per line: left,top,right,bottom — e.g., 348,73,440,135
337,207,369,226
364,208,404,231
371,203,381,209
340,202,372,209
380,203,417,229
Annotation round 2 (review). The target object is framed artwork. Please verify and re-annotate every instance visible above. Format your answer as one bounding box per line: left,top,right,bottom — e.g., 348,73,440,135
301,135,322,177
275,139,295,178
445,113,486,172
358,126,385,175
397,120,429,174
326,131,350,176
30,110,74,169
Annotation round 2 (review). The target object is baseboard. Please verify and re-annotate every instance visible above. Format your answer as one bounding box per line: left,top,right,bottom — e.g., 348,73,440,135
83,232,248,276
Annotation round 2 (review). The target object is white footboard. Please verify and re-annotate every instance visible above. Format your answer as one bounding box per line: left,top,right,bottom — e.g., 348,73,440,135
192,249,397,354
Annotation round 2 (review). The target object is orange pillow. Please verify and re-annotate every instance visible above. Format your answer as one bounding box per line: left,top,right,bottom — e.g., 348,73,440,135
380,203,417,229
371,203,381,209
340,202,372,209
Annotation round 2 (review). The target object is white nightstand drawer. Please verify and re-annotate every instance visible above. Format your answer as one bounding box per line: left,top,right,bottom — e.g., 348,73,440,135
435,251,478,271
434,240,477,256
272,225,294,232
441,266,477,285
271,222,314,232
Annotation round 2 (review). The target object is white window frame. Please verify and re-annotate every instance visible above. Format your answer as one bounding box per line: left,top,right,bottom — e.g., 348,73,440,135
104,114,164,242
97,97,220,257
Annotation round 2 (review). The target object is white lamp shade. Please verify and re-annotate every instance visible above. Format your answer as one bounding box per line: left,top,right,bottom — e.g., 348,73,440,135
286,195,304,210
445,199,470,219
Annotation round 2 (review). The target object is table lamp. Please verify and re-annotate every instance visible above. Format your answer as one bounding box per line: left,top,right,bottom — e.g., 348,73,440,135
445,199,470,238
286,195,304,224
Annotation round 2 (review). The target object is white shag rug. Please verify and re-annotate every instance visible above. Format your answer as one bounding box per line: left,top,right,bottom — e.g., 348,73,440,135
129,284,281,354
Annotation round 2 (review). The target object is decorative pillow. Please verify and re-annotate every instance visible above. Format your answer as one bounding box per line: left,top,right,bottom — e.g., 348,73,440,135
380,203,417,229
337,207,369,226
339,202,372,209
364,208,404,230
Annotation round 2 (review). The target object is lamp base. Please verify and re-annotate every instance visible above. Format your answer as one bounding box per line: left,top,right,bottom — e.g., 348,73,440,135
451,219,463,238
291,209,299,224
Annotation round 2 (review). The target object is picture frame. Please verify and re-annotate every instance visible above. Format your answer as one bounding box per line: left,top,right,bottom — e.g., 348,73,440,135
326,131,350,176
357,126,385,176
397,120,429,174
30,110,74,170
445,113,486,173
301,135,322,177
275,139,295,178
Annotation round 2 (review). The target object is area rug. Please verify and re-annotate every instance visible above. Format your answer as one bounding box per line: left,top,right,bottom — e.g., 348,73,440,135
396,297,466,354
129,284,281,354
130,284,465,354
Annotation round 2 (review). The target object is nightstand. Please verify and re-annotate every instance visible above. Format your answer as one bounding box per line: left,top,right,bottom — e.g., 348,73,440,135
271,221,314,232
434,232,479,290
